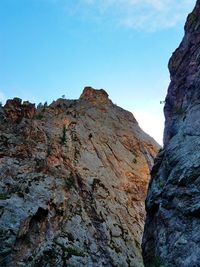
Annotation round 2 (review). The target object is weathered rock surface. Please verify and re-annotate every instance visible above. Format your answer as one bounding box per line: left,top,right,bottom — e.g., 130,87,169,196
0,87,158,267
142,1,200,266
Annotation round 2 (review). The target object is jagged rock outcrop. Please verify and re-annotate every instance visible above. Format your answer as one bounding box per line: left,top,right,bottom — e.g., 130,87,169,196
0,87,158,267
4,98,36,123
142,1,200,266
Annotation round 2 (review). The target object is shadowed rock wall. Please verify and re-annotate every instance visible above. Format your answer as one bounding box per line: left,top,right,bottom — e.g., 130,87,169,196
142,1,200,266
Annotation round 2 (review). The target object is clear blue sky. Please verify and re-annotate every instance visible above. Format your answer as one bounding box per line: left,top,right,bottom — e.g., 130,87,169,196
0,0,196,144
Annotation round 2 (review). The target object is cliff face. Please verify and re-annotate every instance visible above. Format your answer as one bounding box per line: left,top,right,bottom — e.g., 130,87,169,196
142,1,200,266
0,87,158,267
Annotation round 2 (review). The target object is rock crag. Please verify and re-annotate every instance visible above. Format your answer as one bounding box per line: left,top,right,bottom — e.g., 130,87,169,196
142,1,200,266
0,87,158,267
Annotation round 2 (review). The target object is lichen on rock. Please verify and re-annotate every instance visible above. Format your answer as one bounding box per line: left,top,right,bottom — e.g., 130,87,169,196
0,87,159,267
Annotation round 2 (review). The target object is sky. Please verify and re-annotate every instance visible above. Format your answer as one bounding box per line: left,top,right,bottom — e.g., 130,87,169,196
0,0,196,145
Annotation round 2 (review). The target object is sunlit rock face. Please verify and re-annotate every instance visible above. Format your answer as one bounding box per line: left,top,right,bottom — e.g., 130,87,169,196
142,1,200,267
0,87,158,267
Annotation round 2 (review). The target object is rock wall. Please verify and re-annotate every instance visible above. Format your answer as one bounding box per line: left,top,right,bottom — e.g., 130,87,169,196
142,1,200,266
0,87,158,267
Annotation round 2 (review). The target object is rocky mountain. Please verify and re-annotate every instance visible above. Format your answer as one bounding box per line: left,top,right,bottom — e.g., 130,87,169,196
0,87,159,267
142,1,200,267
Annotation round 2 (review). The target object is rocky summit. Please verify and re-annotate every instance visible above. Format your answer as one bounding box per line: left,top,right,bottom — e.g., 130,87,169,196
142,1,200,267
0,87,158,267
